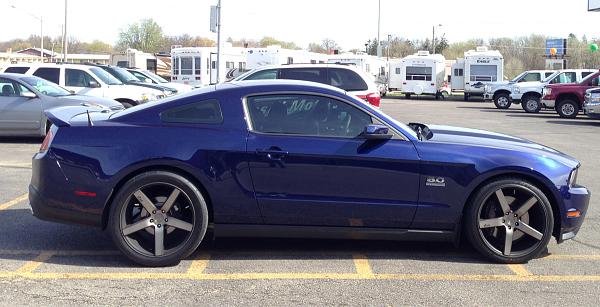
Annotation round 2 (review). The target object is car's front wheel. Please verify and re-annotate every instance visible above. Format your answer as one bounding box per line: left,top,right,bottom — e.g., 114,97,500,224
493,93,511,109
556,100,579,118
108,171,208,266
522,95,542,113
465,178,554,263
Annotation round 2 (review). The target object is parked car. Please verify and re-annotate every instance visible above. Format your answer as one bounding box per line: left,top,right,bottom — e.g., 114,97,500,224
31,80,589,266
484,70,555,109
126,68,193,94
542,70,600,118
0,73,122,137
511,69,596,113
2,63,166,108
92,64,178,96
233,64,381,107
583,87,600,119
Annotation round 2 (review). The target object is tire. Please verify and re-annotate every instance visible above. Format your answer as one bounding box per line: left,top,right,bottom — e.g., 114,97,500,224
405,94,412,99
556,99,579,119
108,171,209,267
493,93,511,109
464,178,554,264
521,95,542,113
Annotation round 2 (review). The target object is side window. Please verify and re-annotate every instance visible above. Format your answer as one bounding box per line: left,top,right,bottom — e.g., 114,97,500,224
160,99,223,124
129,70,148,82
545,72,554,78
0,78,18,97
591,76,600,87
4,67,30,74
194,57,201,75
328,68,368,91
521,73,541,82
280,68,327,84
245,69,278,80
247,94,372,138
395,67,401,75
32,67,60,84
581,72,593,79
65,69,94,87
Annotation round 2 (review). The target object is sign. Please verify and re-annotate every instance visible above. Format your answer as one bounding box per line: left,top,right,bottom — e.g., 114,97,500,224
590,0,600,11
545,39,567,56
210,6,218,33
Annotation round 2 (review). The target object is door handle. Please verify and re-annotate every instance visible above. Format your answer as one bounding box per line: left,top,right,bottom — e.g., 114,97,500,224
256,148,288,161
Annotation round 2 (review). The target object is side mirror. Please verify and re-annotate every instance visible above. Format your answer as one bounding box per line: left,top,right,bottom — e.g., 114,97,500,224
21,91,37,99
362,124,393,140
89,80,101,88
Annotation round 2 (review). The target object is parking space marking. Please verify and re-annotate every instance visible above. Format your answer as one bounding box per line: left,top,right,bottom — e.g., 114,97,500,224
507,264,533,276
0,162,32,169
187,253,211,275
544,254,600,261
14,251,54,274
352,253,374,276
0,193,29,211
0,249,120,256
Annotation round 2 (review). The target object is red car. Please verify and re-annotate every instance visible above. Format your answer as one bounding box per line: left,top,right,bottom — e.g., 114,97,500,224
542,70,600,118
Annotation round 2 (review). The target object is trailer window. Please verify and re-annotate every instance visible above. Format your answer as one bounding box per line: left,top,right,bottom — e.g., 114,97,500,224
395,68,401,75
173,58,179,75
181,57,193,75
470,65,497,82
406,66,432,81
287,57,294,64
454,69,463,77
194,57,201,75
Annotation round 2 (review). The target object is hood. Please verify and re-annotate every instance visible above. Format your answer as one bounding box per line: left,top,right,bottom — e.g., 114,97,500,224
424,124,579,168
55,95,123,110
126,81,177,93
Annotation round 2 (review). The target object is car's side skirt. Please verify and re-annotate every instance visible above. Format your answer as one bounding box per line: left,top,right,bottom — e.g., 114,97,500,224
213,224,455,242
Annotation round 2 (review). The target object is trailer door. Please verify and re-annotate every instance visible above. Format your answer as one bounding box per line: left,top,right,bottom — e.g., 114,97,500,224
451,66,464,90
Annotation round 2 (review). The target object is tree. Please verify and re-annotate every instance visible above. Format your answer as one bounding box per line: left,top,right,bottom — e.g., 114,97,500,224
308,42,326,53
321,38,339,53
117,19,164,53
434,35,449,54
258,37,300,49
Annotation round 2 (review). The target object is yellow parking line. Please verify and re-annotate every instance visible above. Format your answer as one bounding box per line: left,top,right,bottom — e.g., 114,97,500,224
352,253,374,276
544,254,600,261
0,249,121,256
187,253,211,275
0,194,29,211
15,251,54,274
507,264,533,277
0,162,32,169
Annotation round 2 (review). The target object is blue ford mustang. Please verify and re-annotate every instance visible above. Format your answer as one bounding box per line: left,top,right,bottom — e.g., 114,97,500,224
29,80,590,266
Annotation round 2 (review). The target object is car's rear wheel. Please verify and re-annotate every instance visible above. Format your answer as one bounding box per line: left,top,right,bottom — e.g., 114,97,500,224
465,178,553,263
556,100,579,118
493,93,511,109
404,93,412,99
108,171,208,266
522,95,542,113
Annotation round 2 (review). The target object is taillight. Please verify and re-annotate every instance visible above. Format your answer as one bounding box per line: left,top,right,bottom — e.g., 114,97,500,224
366,93,381,107
39,129,53,153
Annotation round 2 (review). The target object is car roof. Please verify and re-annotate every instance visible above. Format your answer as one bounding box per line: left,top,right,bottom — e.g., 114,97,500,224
248,63,363,71
228,79,347,94
4,63,97,70
0,73,28,79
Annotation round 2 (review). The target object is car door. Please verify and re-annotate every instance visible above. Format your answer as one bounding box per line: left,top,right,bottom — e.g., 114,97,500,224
245,93,420,228
0,78,42,135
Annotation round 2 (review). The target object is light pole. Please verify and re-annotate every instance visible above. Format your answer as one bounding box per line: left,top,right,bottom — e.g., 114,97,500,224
63,0,68,62
376,0,382,57
432,24,442,54
387,34,392,62
215,0,222,84
10,5,43,61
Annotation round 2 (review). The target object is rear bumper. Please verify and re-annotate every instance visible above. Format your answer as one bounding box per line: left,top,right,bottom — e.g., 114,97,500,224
557,185,591,243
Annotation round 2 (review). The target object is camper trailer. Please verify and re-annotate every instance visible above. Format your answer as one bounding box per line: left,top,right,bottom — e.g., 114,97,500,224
245,45,327,70
170,45,247,87
451,46,504,101
327,53,387,81
110,49,171,79
388,51,446,99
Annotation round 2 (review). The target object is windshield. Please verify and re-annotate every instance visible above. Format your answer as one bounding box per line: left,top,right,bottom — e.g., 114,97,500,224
144,70,169,83
110,67,139,82
90,67,123,85
346,93,418,139
22,76,72,97
511,72,527,82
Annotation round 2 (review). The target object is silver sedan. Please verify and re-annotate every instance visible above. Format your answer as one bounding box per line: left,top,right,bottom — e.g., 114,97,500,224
0,73,124,137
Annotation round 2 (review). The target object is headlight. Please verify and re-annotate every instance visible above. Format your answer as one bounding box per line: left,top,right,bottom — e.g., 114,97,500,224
139,93,158,103
590,93,600,105
512,87,521,94
568,167,579,187
544,87,552,96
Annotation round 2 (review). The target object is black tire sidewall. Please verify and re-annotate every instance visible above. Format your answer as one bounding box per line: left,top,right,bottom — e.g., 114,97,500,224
557,100,579,118
522,96,541,113
464,178,554,264
108,171,208,266
494,93,511,109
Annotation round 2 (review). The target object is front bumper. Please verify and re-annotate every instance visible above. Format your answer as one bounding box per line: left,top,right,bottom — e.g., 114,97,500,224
542,99,556,108
557,185,591,243
584,103,600,119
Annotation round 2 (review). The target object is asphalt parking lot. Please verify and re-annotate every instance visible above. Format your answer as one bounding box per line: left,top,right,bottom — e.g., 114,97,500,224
1,96,599,305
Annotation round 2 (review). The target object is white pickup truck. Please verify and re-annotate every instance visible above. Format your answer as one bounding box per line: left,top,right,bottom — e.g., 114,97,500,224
484,70,555,109
510,69,596,113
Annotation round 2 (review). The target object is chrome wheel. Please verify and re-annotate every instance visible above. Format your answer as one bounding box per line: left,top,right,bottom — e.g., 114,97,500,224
477,185,549,257
561,104,575,116
119,183,195,257
497,97,509,107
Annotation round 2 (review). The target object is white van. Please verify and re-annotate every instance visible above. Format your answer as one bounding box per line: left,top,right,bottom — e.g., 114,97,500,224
389,51,446,99
2,63,165,108
451,46,504,101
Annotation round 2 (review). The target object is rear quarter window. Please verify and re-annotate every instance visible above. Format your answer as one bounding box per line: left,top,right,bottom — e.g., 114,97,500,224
160,99,223,124
33,67,61,84
4,67,30,74
280,68,327,84
328,68,368,91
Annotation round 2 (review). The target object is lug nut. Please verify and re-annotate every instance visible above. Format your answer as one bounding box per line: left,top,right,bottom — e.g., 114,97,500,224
508,226,512,229
157,224,162,228
515,222,519,226
502,219,505,223
514,214,518,217
161,210,165,214
152,210,156,214
150,219,154,223
506,212,510,215
164,218,168,222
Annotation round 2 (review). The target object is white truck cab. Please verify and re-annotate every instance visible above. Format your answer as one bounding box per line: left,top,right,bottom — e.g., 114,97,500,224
510,69,596,113
2,63,165,107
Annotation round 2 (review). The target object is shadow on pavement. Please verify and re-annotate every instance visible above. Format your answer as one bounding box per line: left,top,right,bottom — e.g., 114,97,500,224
0,137,42,144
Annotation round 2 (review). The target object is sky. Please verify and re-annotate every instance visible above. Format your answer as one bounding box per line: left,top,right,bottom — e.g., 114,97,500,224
1,0,599,51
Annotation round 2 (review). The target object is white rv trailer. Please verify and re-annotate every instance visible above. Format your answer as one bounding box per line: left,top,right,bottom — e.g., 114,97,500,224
170,45,247,87
110,49,171,78
388,51,446,98
327,53,388,81
245,45,328,70
450,46,504,101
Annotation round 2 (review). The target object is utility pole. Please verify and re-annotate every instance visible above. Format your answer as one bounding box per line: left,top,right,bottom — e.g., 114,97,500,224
63,0,68,62
387,34,392,62
216,0,222,84
377,0,382,57
432,24,442,54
